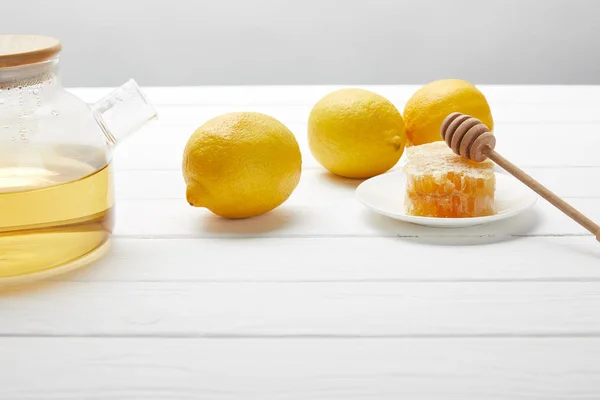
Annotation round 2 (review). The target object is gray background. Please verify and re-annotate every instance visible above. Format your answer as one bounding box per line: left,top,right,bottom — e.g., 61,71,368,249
2,0,599,87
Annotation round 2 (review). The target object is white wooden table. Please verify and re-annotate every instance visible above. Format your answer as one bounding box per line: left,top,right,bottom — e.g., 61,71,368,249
2,85,600,399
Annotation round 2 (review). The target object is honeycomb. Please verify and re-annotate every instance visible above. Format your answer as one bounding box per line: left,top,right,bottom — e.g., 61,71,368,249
403,141,496,218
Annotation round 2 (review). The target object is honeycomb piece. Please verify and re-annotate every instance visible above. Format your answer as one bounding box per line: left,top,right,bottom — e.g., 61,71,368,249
403,141,495,218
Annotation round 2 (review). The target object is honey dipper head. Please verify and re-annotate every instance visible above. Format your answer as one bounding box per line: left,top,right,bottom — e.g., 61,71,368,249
440,112,496,162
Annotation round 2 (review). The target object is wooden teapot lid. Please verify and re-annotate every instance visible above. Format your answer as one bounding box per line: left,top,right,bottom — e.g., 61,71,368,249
0,35,62,68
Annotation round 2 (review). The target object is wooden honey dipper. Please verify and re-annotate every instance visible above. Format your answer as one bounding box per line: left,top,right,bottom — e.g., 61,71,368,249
441,112,600,242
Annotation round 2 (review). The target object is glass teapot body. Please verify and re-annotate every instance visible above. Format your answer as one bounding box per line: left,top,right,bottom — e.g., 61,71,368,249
0,36,156,283
1,59,111,185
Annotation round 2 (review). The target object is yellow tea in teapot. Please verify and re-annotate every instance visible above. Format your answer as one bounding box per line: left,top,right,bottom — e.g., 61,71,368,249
0,147,114,280
0,35,156,283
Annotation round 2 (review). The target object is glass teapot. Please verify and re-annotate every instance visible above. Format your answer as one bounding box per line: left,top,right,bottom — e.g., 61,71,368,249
0,35,156,283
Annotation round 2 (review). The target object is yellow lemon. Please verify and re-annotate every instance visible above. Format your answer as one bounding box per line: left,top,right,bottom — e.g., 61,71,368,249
183,112,302,219
403,79,494,146
308,88,406,179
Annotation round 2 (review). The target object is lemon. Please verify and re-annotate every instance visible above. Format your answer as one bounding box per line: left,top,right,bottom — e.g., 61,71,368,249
183,112,302,219
308,89,406,179
403,79,494,146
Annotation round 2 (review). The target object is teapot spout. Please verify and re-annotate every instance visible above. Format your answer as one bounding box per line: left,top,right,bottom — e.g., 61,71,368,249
91,79,157,147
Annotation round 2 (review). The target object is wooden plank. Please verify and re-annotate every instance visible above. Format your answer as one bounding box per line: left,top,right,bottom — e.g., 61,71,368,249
57,236,600,283
109,192,598,239
112,168,600,200
114,198,597,238
106,164,600,238
69,85,600,106
112,121,600,170
2,337,600,399
3,281,600,336
148,103,600,125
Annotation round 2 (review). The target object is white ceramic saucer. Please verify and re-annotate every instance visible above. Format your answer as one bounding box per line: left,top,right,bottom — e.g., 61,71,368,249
356,170,538,228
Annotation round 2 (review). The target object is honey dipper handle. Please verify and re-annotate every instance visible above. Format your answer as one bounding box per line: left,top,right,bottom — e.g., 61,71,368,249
484,147,600,242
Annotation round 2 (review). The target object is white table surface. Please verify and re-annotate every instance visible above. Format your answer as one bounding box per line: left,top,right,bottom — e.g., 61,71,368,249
2,85,600,399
